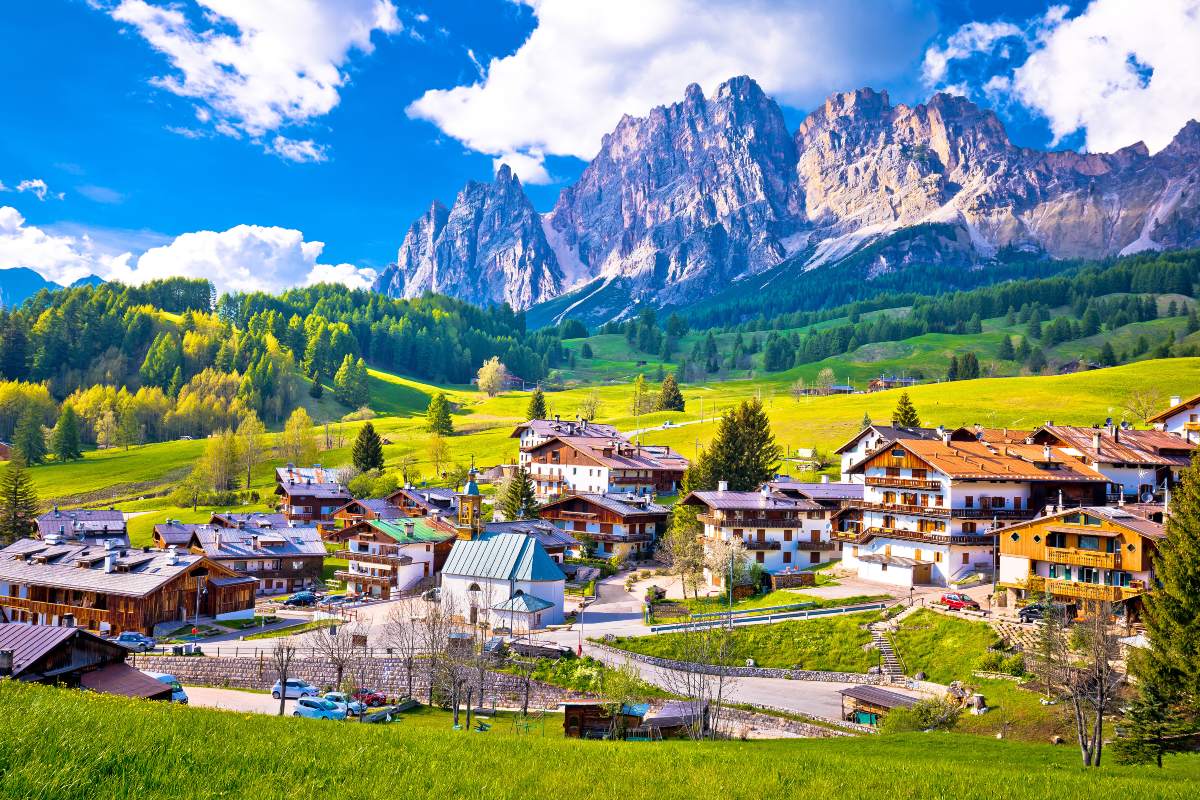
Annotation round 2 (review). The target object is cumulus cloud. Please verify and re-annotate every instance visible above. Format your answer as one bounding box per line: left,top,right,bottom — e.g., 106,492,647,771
407,0,936,180
0,206,373,294
107,0,401,159
14,179,63,201
926,0,1200,154
922,20,1022,86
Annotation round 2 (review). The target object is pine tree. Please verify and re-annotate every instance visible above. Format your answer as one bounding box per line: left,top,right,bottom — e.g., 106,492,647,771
167,366,183,398
961,352,980,380
0,459,38,544
51,405,82,462
997,336,1015,361
655,373,685,412
12,407,46,465
333,354,356,406
309,376,324,399
860,411,872,429
893,392,920,427
499,466,538,520
946,355,959,381
526,388,548,420
1124,454,1200,762
696,398,781,491
352,422,385,472
1187,307,1199,335
580,343,593,359
425,392,454,436
1027,348,1047,373
1098,341,1117,366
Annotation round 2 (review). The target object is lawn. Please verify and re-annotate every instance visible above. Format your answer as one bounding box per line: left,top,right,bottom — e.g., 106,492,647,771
889,609,1002,685
605,611,880,672
3,682,1198,800
675,591,889,618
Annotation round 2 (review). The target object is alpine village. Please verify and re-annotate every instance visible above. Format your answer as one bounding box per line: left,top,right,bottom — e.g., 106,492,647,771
4,2,1200,798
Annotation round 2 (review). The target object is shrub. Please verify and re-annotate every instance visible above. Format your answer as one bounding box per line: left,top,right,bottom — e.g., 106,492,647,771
1001,654,1026,676
975,651,1005,673
881,698,961,734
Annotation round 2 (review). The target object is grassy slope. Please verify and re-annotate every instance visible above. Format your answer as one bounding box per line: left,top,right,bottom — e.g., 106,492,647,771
890,608,1002,685
2,683,1197,800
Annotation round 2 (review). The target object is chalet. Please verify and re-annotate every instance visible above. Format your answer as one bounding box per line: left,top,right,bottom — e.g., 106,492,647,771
1029,423,1195,500
538,493,668,561
768,478,864,510
867,375,918,392
275,479,353,525
209,511,290,529
0,623,173,700
835,425,956,482
332,498,404,528
36,508,129,547
152,521,200,550
1150,393,1200,443
524,434,688,502
326,517,456,599
484,519,579,563
683,484,842,588
511,417,621,468
997,506,1164,617
190,525,325,595
835,438,1110,587
386,486,459,519
0,538,255,636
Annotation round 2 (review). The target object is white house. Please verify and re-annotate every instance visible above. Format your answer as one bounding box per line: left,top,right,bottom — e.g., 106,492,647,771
440,532,566,631
510,418,621,469
1150,393,1200,444
1030,423,1195,500
834,425,948,483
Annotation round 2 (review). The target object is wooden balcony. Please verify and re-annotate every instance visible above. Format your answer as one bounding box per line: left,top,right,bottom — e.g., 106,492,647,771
742,539,782,551
335,570,396,587
334,549,413,567
845,500,950,518
1022,575,1144,602
697,513,802,528
833,526,996,547
865,476,943,490
0,595,139,631
1045,547,1118,570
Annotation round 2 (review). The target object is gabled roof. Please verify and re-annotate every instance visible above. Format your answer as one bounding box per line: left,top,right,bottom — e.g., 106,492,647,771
1031,425,1194,467
530,436,689,471
36,508,127,541
153,522,200,547
537,493,669,518
275,465,344,484
833,425,945,455
681,489,822,512
335,498,404,519
484,520,578,550
387,486,459,514
193,525,326,558
998,505,1166,540
210,512,290,529
275,480,353,500
1149,392,1200,423
0,539,221,597
511,418,621,440
0,623,82,677
492,593,555,613
442,532,565,582
368,518,454,544
767,480,864,502
852,439,1109,482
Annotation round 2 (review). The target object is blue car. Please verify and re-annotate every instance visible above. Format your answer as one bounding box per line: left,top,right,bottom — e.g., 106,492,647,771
283,591,318,607
293,697,347,720
112,632,156,652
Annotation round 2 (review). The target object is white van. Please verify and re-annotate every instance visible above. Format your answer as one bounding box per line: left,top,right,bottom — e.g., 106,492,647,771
141,670,188,704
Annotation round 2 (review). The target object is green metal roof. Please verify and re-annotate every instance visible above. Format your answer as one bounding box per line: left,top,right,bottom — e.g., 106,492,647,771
492,593,555,613
442,532,565,583
368,518,451,544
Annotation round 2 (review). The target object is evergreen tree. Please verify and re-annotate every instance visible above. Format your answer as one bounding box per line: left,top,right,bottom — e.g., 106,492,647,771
0,459,38,544
997,336,1015,361
498,466,538,520
580,343,593,359
1026,318,1043,341
655,373,685,412
960,352,980,380
1123,454,1200,763
1027,348,1047,373
425,392,454,435
333,354,356,406
694,398,781,492
167,366,183,398
1188,307,1199,335
51,405,82,462
1098,341,1117,366
946,355,959,381
309,376,324,399
1015,336,1032,360
892,392,920,427
12,407,46,465
860,411,872,429
526,387,548,420
139,331,181,388
352,422,385,472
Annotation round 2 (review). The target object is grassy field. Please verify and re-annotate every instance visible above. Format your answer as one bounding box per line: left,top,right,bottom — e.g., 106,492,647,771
890,609,1003,685
2,682,1197,800
674,591,889,617
605,611,880,672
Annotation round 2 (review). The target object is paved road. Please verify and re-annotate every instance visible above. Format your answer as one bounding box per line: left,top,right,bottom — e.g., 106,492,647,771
185,685,294,715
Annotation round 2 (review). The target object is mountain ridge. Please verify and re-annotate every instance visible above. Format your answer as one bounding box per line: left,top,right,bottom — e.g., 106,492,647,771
375,77,1200,324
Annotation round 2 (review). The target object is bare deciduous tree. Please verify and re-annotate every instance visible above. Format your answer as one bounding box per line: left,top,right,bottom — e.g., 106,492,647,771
1123,388,1164,424
306,619,368,692
270,637,298,717
656,622,737,740
384,598,423,700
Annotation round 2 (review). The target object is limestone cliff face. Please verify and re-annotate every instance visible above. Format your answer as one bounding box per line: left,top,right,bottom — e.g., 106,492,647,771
378,78,1200,318
372,165,564,309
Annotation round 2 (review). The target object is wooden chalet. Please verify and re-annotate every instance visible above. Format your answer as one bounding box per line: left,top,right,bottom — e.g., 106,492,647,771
0,623,172,700
538,493,668,560
36,507,129,547
325,517,457,598
385,486,459,519
561,700,649,739
0,538,256,636
275,479,353,525
332,498,404,528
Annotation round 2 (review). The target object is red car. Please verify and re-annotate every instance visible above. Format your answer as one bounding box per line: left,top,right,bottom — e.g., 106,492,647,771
352,687,387,707
941,592,980,611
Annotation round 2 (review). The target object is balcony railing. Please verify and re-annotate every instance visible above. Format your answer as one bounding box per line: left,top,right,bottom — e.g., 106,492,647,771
335,549,413,567
834,526,996,547
1044,547,1118,570
845,500,950,518
865,476,943,490
335,570,396,587
0,595,140,630
742,539,782,551
1022,575,1144,602
953,508,1037,521
697,513,802,528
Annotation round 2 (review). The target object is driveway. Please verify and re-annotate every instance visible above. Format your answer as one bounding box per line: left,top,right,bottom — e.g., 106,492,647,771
184,686,295,715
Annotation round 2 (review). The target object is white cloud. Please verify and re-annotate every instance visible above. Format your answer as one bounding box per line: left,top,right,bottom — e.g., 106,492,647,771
0,207,373,294
269,136,329,164
927,0,1200,154
15,179,63,201
493,150,551,185
108,0,401,158
922,20,1022,85
407,0,936,175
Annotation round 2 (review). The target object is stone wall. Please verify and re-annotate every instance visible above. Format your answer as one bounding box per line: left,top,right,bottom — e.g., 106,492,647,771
717,707,863,738
130,655,585,711
589,642,881,684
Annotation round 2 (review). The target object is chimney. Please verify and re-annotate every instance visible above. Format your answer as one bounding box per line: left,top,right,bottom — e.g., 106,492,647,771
1092,431,1102,452
214,531,222,551
166,545,178,565
1170,395,1181,407
404,521,416,537
236,519,246,529
1043,445,1052,461
61,613,75,628
0,649,12,677
104,551,116,574
251,535,260,551
718,480,729,493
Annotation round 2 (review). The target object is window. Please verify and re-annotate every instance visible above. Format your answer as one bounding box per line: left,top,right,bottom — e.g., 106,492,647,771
1080,567,1100,584
891,449,906,458
1047,532,1067,548
755,551,764,564
935,552,943,563
962,522,977,534
810,551,820,563
783,551,792,564
783,530,792,541
1009,532,1020,542
964,496,974,508
1077,535,1101,551
962,553,970,565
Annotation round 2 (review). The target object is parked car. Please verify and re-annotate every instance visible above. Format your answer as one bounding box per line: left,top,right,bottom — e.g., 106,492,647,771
351,687,387,707
324,691,366,716
271,679,320,699
112,632,156,652
940,592,981,611
293,697,347,720
141,670,188,703
320,594,346,605
283,591,318,607
1018,601,1076,624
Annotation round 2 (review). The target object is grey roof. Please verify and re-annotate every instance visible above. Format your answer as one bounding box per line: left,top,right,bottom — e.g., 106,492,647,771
275,466,345,484
0,623,83,676
1002,505,1167,540
542,493,669,518
193,525,326,559
492,593,555,613
838,685,919,708
276,480,353,500
512,419,621,440
389,487,459,514
683,490,822,512
0,539,207,597
36,508,127,542
210,512,290,529
442,533,566,582
834,425,944,455
358,499,404,518
153,522,199,546
484,520,578,550
768,480,864,502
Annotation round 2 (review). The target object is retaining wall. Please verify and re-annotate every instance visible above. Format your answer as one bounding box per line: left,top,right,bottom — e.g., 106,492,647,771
589,641,882,684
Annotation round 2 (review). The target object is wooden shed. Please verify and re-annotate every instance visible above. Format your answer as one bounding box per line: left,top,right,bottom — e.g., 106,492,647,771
838,685,918,726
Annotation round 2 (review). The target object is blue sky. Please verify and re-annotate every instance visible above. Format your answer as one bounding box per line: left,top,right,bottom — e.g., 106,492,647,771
2,0,1197,294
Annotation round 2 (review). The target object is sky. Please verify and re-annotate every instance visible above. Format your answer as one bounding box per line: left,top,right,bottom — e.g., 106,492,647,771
2,0,1199,295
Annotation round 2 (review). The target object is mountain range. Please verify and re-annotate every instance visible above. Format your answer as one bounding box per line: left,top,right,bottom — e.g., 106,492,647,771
373,76,1200,325
0,268,103,309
